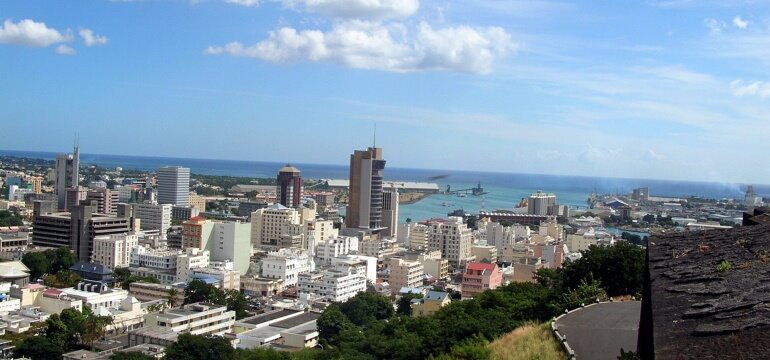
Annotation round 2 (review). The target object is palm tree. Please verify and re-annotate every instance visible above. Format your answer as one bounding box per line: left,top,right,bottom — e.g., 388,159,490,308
167,288,179,308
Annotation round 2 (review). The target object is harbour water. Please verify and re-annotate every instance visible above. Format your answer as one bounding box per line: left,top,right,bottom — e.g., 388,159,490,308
2,149,767,223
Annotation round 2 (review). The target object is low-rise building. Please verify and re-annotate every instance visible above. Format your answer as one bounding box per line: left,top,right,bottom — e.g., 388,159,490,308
297,261,367,303
386,258,424,290
261,248,312,287
411,291,451,317
144,302,235,336
461,262,502,299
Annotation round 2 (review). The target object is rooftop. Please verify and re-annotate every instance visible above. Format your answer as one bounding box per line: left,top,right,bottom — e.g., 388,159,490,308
642,224,770,359
241,309,301,326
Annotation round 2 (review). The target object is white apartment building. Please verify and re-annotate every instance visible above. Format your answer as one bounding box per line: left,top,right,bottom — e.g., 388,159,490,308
91,233,138,270
133,203,172,238
428,217,474,269
261,248,312,287
297,261,367,303
145,302,235,336
191,261,241,290
359,237,398,259
315,236,359,266
485,222,530,250
386,257,424,290
129,246,209,284
61,283,130,312
251,204,302,250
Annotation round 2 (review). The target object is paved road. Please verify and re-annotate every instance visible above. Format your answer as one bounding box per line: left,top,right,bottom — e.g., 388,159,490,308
556,302,641,360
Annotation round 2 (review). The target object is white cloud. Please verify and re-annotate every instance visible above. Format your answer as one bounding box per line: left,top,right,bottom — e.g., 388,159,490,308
704,18,725,35
79,28,108,46
282,0,419,20
732,16,748,29
225,0,260,6
204,21,514,74
730,80,770,98
0,19,72,47
56,44,76,55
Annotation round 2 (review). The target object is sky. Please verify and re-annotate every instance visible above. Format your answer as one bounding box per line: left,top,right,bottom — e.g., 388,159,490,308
1,0,769,184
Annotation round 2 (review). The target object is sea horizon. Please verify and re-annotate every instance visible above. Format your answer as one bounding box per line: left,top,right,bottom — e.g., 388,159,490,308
2,149,768,223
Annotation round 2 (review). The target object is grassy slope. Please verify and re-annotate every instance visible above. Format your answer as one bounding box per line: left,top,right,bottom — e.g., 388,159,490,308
489,322,567,360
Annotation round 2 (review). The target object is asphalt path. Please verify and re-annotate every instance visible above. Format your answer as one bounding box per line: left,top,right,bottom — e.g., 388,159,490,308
556,301,641,360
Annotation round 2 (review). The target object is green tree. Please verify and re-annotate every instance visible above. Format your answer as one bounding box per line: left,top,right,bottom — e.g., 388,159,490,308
113,267,131,287
164,333,237,360
13,336,64,360
397,294,422,316
167,287,180,308
0,210,23,226
43,270,82,288
22,251,50,279
561,241,645,297
224,289,249,319
82,314,113,350
184,279,213,304
317,305,355,347
562,278,608,309
339,292,394,326
50,247,77,273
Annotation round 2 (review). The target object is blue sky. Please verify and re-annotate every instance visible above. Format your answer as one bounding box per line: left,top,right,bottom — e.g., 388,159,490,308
1,0,769,183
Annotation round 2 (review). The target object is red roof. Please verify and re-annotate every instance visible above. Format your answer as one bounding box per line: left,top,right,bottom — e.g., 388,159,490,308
466,262,497,271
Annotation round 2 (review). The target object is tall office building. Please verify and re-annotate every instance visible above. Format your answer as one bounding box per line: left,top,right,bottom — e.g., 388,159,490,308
527,190,557,216
157,166,190,206
346,147,386,230
381,190,399,238
276,164,303,208
55,143,80,210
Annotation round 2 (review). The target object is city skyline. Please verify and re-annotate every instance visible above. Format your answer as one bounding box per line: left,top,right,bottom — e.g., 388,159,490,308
2,1,770,184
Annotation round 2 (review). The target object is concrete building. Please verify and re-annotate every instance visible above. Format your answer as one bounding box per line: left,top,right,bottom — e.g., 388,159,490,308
65,186,88,212
314,192,334,208
427,217,475,270
86,188,118,215
29,176,43,194
315,235,358,266
91,233,138,270
407,222,429,250
386,257,424,290
145,302,235,336
188,192,206,212
297,261,367,302
171,206,199,221
461,262,502,299
129,282,185,306
471,245,498,264
346,147,385,230
411,291,451,317
55,144,79,210
261,248,312,287
157,166,190,206
192,262,241,290
304,219,338,245
132,203,172,239
179,217,251,274
277,165,303,208
71,201,133,262
415,251,449,280
250,204,302,250
381,190,399,238
129,247,209,284
235,310,320,349
528,190,557,216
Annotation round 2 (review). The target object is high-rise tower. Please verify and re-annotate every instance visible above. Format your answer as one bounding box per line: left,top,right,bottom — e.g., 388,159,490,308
346,147,386,229
55,141,80,210
157,166,190,206
277,164,303,208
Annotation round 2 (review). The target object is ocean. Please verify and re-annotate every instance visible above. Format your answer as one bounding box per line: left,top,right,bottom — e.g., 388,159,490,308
2,149,767,223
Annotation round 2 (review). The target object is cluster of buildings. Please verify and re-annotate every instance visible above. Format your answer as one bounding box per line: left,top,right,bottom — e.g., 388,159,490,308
7,143,740,359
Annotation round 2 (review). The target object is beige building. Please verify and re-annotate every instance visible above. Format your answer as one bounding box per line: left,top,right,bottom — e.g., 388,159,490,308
416,250,448,280
188,192,206,212
427,217,474,270
241,276,284,297
386,257,424,290
411,291,451,317
407,223,429,250
471,245,498,264
129,282,185,306
92,233,139,270
250,204,302,250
